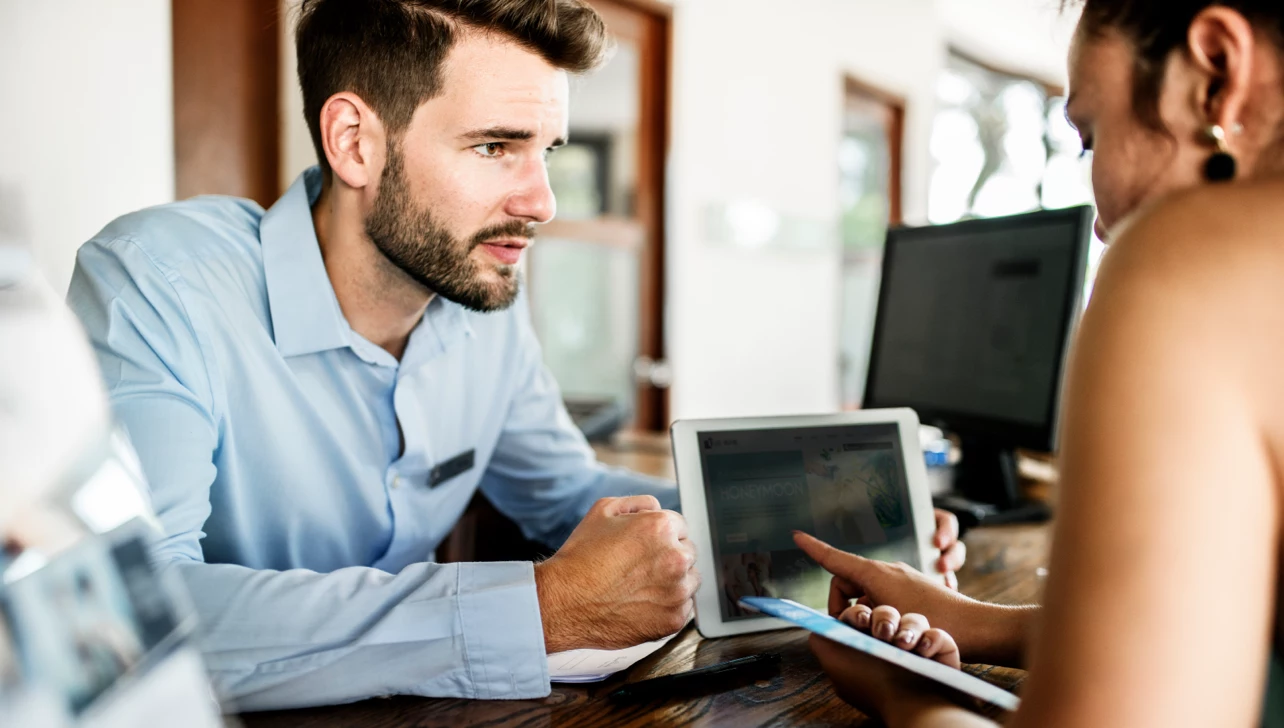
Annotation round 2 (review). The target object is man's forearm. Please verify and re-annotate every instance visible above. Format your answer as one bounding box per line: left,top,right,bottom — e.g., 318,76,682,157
173,558,550,710
589,467,678,510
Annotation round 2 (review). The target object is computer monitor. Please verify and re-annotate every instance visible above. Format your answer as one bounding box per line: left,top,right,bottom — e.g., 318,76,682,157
862,206,1094,522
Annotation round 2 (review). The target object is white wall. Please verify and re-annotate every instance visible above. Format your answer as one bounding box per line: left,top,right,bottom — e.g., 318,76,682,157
664,0,1077,421
0,0,1077,421
0,0,175,293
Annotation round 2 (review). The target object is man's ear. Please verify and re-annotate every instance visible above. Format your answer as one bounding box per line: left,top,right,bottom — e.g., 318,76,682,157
1186,6,1257,133
316,92,385,190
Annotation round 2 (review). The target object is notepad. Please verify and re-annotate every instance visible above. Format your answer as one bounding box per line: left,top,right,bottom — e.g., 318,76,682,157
548,633,677,684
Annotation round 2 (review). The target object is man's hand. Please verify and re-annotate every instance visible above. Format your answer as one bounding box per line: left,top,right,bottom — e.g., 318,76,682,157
534,495,699,653
931,509,966,589
794,531,1032,667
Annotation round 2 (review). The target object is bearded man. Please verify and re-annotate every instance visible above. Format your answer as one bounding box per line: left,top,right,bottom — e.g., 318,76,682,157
64,0,962,711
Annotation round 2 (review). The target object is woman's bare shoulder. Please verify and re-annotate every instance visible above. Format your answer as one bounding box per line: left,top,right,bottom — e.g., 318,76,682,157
1106,179,1284,276
1092,179,1284,315
1088,178,1284,430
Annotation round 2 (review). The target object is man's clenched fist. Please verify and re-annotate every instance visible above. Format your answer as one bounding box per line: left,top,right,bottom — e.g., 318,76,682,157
534,495,700,653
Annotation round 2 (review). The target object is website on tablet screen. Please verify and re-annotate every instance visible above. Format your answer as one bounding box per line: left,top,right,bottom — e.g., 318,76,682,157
697,424,920,621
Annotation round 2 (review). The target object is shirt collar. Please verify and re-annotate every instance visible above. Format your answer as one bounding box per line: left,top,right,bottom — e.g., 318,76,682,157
261,167,350,357
261,167,477,364
405,296,475,367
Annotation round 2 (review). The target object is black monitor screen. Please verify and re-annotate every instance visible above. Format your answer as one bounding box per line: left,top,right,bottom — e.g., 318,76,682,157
864,208,1090,448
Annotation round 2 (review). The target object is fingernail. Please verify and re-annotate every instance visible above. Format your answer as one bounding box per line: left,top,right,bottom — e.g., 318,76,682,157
877,622,894,640
897,630,915,646
919,636,933,652
855,612,870,629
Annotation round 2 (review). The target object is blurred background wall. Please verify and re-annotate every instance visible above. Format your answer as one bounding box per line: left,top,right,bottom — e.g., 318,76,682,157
0,0,1082,428
0,0,174,292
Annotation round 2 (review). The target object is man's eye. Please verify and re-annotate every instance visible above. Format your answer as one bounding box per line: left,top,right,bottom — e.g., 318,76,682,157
475,142,504,158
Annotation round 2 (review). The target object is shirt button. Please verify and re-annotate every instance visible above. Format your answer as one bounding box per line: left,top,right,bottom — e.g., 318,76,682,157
391,475,402,489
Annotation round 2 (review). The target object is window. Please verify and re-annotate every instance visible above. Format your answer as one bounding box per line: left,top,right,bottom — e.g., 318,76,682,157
528,0,671,431
929,51,1105,293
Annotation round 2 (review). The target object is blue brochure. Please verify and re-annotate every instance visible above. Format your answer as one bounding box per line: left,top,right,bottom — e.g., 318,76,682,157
739,596,1020,712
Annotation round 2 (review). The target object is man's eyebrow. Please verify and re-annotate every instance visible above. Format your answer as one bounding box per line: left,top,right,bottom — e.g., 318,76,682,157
459,127,568,149
459,127,535,142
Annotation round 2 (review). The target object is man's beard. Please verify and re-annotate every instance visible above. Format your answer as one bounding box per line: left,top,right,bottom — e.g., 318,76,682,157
364,145,529,313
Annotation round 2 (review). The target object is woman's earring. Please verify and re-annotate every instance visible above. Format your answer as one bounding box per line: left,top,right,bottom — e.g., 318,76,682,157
1204,123,1238,182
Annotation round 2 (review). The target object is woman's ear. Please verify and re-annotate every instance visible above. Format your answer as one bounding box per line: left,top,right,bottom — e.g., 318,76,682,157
1186,7,1258,132
317,91,386,191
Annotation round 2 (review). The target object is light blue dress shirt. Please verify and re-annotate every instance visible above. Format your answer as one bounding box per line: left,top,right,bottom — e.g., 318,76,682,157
65,167,678,711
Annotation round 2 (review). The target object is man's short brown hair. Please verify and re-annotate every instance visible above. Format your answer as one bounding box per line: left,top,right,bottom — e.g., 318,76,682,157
294,0,611,175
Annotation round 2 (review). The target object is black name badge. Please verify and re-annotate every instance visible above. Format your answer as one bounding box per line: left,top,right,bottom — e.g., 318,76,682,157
429,449,475,488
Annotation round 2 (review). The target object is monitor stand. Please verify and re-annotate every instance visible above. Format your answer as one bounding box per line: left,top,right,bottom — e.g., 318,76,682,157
932,439,1051,529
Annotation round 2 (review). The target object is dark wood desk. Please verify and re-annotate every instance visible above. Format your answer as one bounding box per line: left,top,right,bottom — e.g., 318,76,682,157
240,436,1050,728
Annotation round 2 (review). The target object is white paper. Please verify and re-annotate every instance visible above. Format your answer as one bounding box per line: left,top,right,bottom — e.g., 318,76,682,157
548,633,676,684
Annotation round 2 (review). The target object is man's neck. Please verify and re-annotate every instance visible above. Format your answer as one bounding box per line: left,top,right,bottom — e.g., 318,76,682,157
311,182,432,361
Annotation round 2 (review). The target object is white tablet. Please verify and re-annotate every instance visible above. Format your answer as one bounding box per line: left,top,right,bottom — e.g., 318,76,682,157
671,410,942,639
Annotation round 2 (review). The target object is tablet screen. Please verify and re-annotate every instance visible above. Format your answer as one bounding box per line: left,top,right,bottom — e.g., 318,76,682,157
697,423,921,621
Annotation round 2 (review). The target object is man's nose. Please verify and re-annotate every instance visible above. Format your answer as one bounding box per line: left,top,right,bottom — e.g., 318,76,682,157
505,157,556,223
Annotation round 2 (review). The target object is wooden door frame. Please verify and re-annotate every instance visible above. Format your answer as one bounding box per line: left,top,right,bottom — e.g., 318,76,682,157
172,0,281,207
589,0,672,432
839,76,906,411
602,0,674,17
843,75,905,227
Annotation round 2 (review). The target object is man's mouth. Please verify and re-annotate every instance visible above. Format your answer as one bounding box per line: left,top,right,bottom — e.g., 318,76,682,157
478,238,530,266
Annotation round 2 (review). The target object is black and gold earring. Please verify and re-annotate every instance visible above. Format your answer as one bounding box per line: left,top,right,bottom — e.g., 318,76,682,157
1204,123,1240,182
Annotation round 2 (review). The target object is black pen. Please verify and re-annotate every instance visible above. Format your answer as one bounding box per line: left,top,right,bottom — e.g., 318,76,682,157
608,653,782,702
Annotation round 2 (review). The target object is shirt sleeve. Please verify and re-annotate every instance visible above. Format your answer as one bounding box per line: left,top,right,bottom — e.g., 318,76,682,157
479,297,680,549
66,236,551,711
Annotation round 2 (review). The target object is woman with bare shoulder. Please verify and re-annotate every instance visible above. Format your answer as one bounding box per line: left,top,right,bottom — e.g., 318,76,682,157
795,2,1284,726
